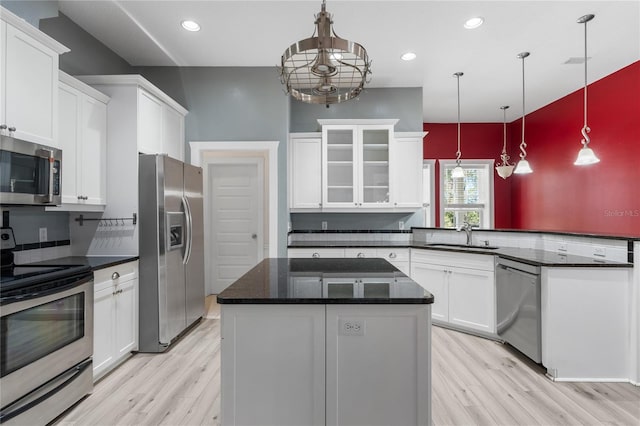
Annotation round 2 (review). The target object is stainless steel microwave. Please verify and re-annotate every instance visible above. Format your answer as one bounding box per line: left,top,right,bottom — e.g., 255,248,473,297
0,135,61,205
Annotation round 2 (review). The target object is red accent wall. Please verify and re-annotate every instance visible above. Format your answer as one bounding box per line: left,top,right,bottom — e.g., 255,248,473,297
511,61,640,237
424,61,640,237
422,123,513,229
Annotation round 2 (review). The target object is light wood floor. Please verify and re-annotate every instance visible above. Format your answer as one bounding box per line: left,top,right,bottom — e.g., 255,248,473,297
58,296,640,426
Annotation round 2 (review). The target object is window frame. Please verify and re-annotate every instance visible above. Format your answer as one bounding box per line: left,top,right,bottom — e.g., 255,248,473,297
438,159,495,229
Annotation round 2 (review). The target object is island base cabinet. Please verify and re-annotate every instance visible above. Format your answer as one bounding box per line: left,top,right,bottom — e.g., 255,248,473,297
325,305,432,426
220,303,431,426
220,305,326,426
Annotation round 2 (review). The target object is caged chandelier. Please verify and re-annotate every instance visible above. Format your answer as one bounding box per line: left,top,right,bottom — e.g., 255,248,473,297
278,0,372,106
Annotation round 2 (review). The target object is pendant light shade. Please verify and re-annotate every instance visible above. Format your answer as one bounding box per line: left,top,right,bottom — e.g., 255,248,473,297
278,0,372,106
574,14,600,166
496,105,514,179
452,72,465,178
513,52,533,175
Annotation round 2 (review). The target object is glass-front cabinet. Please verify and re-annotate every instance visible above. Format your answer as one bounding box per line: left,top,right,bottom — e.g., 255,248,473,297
321,122,394,209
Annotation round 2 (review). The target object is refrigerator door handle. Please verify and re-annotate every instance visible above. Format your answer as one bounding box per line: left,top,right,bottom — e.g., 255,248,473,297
182,195,193,265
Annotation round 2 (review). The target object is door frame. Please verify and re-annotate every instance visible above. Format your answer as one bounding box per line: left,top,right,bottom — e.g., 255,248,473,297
190,141,279,294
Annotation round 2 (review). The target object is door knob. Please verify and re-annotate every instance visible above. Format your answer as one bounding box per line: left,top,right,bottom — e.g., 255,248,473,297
251,234,257,239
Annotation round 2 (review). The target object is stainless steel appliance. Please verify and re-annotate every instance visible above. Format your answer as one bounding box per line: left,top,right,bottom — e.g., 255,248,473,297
496,257,542,363
0,228,93,425
0,135,62,205
138,154,205,352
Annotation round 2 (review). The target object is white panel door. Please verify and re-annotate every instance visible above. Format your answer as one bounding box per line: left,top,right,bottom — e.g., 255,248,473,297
80,96,107,205
92,284,115,380
115,277,138,357
411,262,448,322
4,23,58,146
392,136,423,208
162,104,184,161
209,160,263,294
137,89,162,154
448,267,495,333
58,82,80,204
290,137,322,209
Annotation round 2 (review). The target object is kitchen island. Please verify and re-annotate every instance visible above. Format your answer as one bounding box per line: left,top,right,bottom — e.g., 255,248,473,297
217,258,434,426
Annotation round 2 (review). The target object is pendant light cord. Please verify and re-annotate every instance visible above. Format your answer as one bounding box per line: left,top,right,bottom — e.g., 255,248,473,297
519,53,528,160
455,72,462,165
581,18,591,147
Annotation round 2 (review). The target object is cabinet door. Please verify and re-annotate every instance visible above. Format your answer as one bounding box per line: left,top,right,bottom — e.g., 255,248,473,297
137,89,163,154
289,276,323,298
93,284,115,380
391,136,423,208
359,125,393,208
80,96,107,205
58,82,81,204
322,125,358,208
290,137,322,209
115,278,138,357
344,248,377,258
3,23,58,146
449,267,495,333
162,104,184,161
411,262,448,322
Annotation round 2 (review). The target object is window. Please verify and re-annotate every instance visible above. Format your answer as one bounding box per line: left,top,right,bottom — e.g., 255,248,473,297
439,160,494,229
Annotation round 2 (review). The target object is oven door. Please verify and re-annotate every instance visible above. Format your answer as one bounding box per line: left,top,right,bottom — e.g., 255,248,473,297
0,275,93,409
0,135,61,205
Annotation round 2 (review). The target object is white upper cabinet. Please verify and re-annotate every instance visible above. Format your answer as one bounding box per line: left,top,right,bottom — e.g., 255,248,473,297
289,133,322,210
57,72,109,209
137,88,163,155
321,122,394,209
0,8,69,147
162,103,185,161
392,133,424,209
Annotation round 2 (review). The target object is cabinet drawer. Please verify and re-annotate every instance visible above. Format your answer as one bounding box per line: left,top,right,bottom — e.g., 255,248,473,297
375,248,409,263
288,248,346,258
411,249,494,271
93,260,139,291
344,248,378,258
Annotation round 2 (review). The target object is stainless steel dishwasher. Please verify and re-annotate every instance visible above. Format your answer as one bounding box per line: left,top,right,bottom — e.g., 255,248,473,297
496,257,542,363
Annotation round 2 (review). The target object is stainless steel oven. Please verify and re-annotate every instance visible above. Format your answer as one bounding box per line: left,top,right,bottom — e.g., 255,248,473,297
0,135,61,205
0,255,93,424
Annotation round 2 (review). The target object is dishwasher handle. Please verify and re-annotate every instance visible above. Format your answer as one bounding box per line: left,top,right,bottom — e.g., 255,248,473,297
497,263,540,279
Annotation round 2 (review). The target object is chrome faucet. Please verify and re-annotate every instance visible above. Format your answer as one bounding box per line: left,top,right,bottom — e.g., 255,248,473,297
457,221,473,246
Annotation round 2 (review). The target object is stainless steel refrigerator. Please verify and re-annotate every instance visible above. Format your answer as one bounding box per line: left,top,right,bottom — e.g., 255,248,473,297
138,154,205,352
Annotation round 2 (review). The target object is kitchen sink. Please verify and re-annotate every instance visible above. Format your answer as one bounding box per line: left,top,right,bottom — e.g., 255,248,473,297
426,243,500,250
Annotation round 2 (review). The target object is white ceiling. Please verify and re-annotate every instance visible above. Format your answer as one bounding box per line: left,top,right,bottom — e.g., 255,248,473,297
58,0,640,123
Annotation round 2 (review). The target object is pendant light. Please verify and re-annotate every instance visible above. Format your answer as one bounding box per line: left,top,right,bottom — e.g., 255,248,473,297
451,72,465,178
278,0,372,106
574,14,600,165
513,52,533,174
495,106,514,179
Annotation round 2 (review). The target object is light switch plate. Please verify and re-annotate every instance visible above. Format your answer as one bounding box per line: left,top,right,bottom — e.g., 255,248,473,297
39,227,47,243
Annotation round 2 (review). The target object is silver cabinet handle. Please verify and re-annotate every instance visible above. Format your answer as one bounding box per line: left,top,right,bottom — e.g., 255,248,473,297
389,252,397,259
251,234,257,239
77,196,82,200
7,126,16,132
112,272,120,280
0,124,6,130
312,252,320,258
357,253,365,258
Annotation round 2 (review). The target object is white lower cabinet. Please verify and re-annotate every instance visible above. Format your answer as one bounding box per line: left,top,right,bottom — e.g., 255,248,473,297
220,303,431,426
288,248,346,258
93,260,139,381
411,249,496,335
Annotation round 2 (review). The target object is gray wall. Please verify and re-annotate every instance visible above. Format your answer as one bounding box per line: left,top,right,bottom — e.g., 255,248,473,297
1,208,69,246
39,13,134,75
1,0,58,27
137,67,290,256
290,87,423,132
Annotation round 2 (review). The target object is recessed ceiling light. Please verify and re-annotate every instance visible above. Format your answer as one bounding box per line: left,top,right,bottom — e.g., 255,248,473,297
464,16,484,29
181,20,200,32
401,52,417,61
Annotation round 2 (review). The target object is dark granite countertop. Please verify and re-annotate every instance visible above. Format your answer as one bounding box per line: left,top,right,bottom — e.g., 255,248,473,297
26,256,139,271
287,241,632,267
217,258,434,305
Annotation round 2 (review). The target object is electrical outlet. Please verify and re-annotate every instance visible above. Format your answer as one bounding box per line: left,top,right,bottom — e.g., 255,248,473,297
558,242,568,252
39,227,47,243
593,246,606,257
339,319,365,336
399,221,405,230
321,221,328,230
